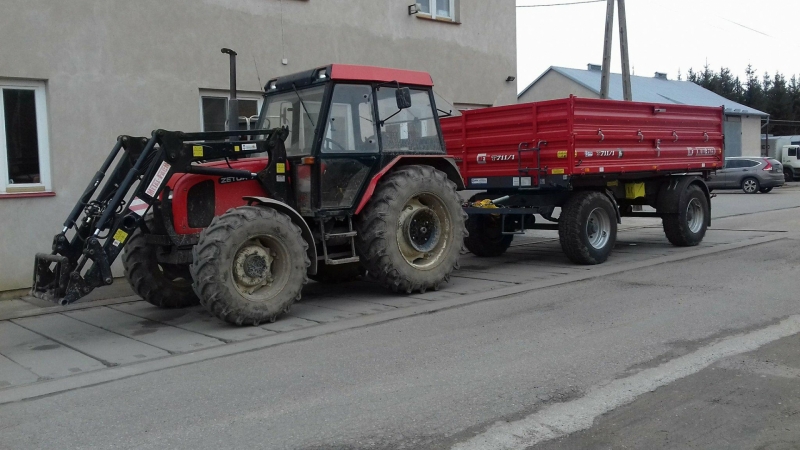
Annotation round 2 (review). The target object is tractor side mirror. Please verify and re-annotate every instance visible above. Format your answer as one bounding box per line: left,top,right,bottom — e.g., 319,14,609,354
396,87,412,110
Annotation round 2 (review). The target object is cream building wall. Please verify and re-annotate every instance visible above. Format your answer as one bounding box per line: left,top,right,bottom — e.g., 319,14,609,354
0,0,517,291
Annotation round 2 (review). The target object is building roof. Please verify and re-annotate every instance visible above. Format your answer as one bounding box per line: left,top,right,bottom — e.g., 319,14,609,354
519,66,768,117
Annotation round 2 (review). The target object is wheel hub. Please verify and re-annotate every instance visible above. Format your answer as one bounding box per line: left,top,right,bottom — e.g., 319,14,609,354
586,207,611,250
406,208,440,252
396,195,450,269
686,198,703,233
233,242,274,295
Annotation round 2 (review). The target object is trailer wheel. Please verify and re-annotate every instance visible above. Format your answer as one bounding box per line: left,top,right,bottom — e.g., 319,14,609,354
309,262,364,284
558,191,617,265
122,214,198,309
356,165,466,293
191,206,309,326
465,214,513,257
662,184,708,247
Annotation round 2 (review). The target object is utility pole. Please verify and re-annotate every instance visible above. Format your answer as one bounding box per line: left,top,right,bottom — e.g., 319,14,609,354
600,0,633,101
617,0,632,101
600,0,614,99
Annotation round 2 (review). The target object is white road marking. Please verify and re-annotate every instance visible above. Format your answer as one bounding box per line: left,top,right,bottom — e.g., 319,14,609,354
453,314,800,450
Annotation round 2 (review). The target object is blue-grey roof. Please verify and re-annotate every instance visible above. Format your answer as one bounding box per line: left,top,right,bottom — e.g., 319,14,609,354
519,66,768,117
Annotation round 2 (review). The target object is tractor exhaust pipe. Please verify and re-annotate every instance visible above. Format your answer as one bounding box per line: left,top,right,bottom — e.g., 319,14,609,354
221,48,239,133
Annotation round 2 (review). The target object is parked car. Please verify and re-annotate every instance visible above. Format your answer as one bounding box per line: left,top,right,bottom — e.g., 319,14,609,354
707,157,784,193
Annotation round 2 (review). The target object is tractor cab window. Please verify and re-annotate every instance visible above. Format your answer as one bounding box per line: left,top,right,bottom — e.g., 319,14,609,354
257,85,325,157
376,87,443,153
321,84,378,153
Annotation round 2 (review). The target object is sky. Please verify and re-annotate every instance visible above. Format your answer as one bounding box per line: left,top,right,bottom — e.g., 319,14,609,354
516,0,800,93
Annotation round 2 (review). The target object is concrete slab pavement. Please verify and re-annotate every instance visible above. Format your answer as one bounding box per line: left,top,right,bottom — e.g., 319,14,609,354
0,203,790,397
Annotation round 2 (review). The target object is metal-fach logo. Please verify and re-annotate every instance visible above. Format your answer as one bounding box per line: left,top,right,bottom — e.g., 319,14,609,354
477,153,515,164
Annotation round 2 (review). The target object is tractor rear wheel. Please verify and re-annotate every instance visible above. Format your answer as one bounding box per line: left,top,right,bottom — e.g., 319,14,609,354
122,213,198,308
190,206,309,326
356,165,466,293
558,191,617,265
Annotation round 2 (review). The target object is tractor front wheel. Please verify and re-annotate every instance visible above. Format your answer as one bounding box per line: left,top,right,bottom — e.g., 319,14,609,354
122,214,198,308
356,165,466,293
191,206,309,326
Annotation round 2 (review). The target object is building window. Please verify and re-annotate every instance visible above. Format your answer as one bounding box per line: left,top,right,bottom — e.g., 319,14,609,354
0,80,51,194
418,0,458,21
200,91,263,132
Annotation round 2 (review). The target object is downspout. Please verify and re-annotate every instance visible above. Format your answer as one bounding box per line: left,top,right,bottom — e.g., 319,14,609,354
761,115,770,157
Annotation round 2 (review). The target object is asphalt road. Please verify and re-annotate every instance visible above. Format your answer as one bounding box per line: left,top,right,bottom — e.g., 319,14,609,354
0,186,798,449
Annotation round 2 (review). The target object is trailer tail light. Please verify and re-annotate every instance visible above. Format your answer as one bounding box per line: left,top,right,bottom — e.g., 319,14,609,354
763,159,772,171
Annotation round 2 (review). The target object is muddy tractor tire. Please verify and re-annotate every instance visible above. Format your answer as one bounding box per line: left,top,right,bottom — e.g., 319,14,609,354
309,262,364,284
558,191,617,265
122,213,199,309
355,165,466,293
190,206,309,326
662,184,708,247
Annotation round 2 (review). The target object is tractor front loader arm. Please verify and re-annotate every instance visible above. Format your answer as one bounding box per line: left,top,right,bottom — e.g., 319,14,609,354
32,127,289,305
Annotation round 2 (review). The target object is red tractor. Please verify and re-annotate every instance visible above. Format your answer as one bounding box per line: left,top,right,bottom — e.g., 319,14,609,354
33,51,466,326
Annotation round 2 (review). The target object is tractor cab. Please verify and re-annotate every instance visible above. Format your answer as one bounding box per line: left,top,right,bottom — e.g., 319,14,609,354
255,65,446,216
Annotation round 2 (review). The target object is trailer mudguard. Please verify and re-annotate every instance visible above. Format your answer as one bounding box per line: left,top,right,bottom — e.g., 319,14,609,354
243,196,318,275
354,156,464,215
656,176,711,225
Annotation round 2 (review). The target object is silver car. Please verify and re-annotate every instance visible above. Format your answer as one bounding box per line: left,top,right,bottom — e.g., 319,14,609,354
707,157,785,193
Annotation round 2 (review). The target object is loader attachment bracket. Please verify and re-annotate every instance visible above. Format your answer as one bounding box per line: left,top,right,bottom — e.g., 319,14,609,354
32,127,288,305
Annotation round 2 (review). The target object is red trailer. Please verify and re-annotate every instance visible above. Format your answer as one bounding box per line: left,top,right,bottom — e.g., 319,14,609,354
441,96,724,264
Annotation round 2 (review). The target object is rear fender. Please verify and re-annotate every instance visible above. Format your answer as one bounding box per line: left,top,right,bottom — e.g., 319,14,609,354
656,176,711,226
243,196,318,275
355,156,464,215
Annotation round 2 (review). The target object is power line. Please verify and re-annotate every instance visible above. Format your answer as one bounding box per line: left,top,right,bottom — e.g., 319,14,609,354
517,0,605,7
721,18,771,38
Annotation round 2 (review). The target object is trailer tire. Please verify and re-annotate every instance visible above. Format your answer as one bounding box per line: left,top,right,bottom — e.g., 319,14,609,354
191,206,309,326
122,215,198,309
356,165,466,293
465,214,513,257
558,191,617,265
662,184,708,247
309,262,364,284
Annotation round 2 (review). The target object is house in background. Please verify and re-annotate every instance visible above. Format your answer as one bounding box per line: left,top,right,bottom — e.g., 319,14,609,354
0,0,517,292
518,65,768,158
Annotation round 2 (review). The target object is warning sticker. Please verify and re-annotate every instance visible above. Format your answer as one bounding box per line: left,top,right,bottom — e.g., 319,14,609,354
145,161,171,197
551,168,565,175
113,229,129,245
193,145,204,157
242,143,258,151
128,197,149,216
276,163,285,174
234,145,240,152
557,150,568,159
276,175,286,182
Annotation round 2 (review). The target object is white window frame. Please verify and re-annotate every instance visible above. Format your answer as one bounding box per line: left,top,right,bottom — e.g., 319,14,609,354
198,89,264,132
0,79,51,194
418,0,457,21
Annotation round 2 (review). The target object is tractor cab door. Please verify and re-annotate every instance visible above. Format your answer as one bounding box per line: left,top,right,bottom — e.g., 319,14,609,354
375,86,444,155
317,84,379,211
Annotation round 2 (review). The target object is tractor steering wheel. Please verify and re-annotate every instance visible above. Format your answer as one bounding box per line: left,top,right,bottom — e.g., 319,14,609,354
324,138,347,152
